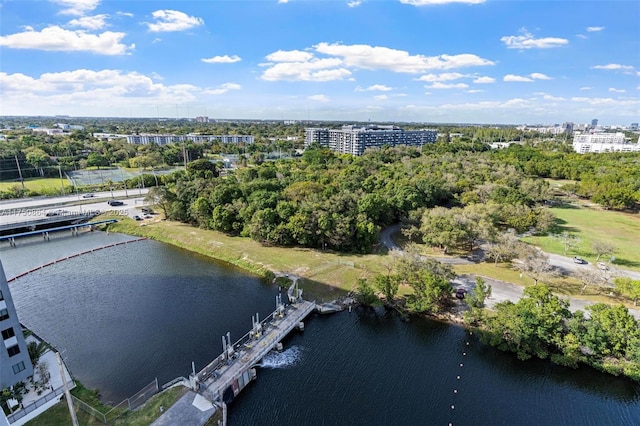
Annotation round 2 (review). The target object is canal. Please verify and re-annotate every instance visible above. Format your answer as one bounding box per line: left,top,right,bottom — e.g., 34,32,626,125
2,232,639,425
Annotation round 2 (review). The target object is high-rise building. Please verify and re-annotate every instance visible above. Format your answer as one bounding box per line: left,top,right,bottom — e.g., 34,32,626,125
591,119,598,127
561,122,574,134
305,125,437,156
0,260,34,388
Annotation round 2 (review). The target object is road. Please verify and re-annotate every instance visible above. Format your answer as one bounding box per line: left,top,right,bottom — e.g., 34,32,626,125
546,252,640,281
0,188,149,211
380,225,640,320
0,189,151,224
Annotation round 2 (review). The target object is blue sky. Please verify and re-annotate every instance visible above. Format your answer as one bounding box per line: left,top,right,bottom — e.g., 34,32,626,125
1,0,639,125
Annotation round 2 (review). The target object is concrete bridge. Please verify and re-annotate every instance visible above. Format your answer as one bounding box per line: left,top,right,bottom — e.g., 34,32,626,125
183,287,315,423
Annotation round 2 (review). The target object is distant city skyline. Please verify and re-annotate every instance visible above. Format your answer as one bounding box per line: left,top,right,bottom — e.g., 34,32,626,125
1,0,639,125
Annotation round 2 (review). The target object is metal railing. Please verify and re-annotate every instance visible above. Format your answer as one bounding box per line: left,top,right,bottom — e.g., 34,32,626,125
7,381,72,423
72,378,159,425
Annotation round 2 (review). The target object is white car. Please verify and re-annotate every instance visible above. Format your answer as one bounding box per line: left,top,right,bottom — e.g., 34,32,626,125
82,193,95,198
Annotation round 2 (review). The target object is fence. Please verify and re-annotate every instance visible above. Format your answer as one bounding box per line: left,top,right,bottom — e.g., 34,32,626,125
6,383,70,423
73,378,160,425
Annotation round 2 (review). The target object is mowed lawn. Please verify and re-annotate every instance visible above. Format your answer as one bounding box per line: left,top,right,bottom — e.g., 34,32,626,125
0,177,69,192
523,203,640,270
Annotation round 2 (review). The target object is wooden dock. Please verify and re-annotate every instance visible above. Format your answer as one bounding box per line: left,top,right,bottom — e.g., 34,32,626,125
195,298,317,406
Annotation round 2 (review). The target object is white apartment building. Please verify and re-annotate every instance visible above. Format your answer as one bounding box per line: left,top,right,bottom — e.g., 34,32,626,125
125,134,254,145
572,132,640,153
305,125,437,156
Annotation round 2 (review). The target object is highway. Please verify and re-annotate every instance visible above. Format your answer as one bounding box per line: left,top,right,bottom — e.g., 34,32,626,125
0,189,151,225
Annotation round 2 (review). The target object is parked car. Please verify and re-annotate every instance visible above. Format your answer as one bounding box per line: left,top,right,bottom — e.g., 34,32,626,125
82,193,95,198
107,200,124,206
133,215,142,221
573,256,586,264
597,262,609,271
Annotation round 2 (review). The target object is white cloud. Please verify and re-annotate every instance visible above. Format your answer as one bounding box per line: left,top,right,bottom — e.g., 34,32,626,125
571,96,638,107
202,55,242,64
530,72,552,80
146,10,204,33
425,82,469,89
503,73,550,82
579,86,593,91
261,43,493,82
68,14,109,30
466,89,483,93
501,29,568,49
374,94,388,101
576,34,588,40
52,0,101,16
473,76,495,84
0,69,205,108
608,88,626,93
347,1,363,7
203,82,241,95
308,94,330,102
117,12,134,18
503,74,533,82
278,0,289,3
314,42,494,72
586,26,605,32
0,26,133,55
355,84,393,92
538,93,565,101
264,60,347,81
417,72,465,82
592,63,635,72
311,69,353,81
265,50,314,62
400,0,485,5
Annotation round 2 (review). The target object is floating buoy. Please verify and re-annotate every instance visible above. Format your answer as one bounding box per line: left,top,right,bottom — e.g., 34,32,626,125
460,363,463,367
456,376,460,380
454,389,457,394
451,405,455,410
463,352,466,356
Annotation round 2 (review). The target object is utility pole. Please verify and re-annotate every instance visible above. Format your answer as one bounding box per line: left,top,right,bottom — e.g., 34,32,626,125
57,352,79,426
58,164,65,195
14,155,25,190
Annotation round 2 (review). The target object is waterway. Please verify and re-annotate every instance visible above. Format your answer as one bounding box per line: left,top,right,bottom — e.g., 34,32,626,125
2,232,639,425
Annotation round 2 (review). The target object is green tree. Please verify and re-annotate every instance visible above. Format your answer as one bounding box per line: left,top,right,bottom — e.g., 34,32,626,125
592,240,616,263
355,278,381,307
614,277,640,306
467,277,491,308
187,158,219,179
374,274,399,304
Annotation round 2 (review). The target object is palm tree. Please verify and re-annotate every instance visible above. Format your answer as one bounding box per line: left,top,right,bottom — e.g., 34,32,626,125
27,341,49,366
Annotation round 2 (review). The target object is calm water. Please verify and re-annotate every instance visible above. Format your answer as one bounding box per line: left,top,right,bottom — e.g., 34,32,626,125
3,235,640,424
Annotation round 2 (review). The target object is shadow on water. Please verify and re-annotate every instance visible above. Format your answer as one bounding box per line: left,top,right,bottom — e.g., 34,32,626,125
465,333,640,403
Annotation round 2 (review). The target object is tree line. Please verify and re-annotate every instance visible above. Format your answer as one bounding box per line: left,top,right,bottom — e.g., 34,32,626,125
466,285,640,381
148,144,556,253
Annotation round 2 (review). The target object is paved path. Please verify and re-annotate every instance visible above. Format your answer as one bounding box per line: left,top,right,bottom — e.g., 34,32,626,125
380,225,640,320
150,390,216,426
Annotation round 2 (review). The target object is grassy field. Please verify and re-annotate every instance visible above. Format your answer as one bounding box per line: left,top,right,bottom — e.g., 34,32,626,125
523,202,640,271
107,214,640,305
0,177,69,193
25,386,187,426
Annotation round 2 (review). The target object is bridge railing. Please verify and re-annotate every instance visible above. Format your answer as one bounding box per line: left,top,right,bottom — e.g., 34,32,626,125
197,305,302,382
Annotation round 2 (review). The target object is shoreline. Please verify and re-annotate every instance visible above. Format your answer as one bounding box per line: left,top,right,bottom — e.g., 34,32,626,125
105,219,470,322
